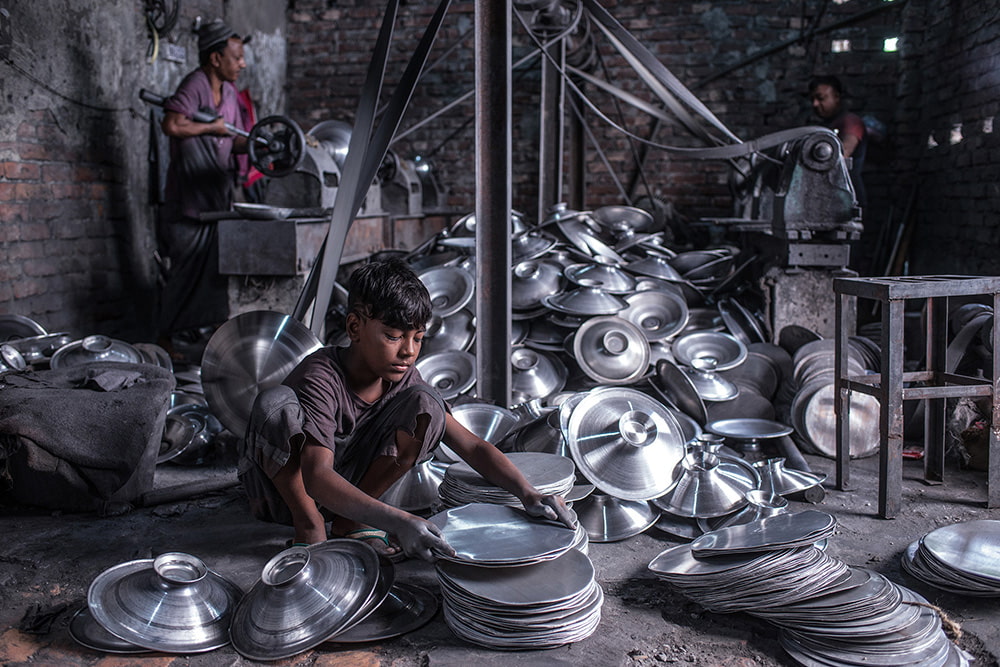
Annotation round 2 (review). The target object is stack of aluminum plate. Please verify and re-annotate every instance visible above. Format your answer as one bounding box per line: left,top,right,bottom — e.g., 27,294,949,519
649,511,968,666
438,452,575,508
437,547,603,649
429,503,578,567
901,519,1000,596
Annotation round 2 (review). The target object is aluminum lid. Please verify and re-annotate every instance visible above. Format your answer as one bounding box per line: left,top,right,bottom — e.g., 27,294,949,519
620,289,689,341
417,265,475,317
572,316,650,385
50,335,144,369
415,350,476,400
566,387,686,501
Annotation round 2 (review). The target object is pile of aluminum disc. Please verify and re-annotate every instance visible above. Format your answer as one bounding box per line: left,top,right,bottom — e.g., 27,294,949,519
901,519,1000,596
649,511,968,666
438,452,576,507
436,532,602,649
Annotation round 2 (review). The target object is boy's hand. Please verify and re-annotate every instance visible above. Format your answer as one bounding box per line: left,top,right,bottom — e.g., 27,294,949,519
396,515,456,563
523,494,578,530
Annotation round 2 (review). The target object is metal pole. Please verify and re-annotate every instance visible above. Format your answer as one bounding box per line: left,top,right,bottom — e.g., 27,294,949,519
474,0,512,406
537,37,565,224
566,93,585,210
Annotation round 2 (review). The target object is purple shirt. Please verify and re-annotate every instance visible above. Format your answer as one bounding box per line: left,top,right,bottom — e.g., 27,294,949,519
163,69,245,220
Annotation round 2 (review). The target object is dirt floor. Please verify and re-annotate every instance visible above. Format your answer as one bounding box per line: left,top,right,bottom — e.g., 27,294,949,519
1,444,998,667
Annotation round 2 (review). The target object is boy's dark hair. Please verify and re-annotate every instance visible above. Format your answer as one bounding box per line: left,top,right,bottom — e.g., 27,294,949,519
808,74,845,97
347,258,433,331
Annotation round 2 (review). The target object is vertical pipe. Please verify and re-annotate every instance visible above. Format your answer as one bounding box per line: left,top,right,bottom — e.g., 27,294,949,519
537,38,565,224
475,0,512,406
566,90,586,210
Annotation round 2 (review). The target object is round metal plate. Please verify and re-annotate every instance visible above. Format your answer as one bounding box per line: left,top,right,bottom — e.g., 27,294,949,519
87,553,242,654
50,335,144,369
68,606,152,654
0,314,46,340
649,359,708,426
230,541,381,661
201,311,321,436
567,387,686,501
706,418,794,441
415,350,476,400
620,290,689,342
921,520,1000,585
326,582,439,644
672,331,748,371
572,316,650,385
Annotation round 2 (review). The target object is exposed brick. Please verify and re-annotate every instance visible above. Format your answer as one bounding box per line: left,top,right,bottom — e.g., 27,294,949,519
3,162,40,180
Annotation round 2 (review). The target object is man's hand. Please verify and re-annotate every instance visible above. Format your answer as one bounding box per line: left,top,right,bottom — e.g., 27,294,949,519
523,494,578,529
394,515,455,563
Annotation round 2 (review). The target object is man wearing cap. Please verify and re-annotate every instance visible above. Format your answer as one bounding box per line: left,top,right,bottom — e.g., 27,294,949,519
157,19,250,344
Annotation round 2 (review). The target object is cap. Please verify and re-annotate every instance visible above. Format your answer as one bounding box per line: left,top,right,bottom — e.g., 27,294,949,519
197,18,250,56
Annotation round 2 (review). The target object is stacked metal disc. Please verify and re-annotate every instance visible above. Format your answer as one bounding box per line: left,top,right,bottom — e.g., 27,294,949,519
901,519,1000,596
649,511,967,666
79,552,242,655
438,452,576,507
431,503,602,649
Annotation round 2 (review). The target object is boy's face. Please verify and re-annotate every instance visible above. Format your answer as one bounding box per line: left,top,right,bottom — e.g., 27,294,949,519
348,313,425,383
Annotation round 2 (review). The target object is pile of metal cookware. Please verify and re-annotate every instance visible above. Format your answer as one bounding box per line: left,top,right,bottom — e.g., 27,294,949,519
649,510,970,666
72,541,438,658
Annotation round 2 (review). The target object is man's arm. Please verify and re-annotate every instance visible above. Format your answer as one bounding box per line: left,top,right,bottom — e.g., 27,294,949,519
161,110,230,139
442,414,577,528
298,438,452,561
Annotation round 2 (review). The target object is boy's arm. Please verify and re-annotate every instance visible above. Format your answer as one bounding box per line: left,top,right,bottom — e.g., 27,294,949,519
442,414,577,528
298,438,454,562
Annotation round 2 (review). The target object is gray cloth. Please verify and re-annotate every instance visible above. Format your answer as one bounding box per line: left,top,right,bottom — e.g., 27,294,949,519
0,362,175,512
239,383,447,526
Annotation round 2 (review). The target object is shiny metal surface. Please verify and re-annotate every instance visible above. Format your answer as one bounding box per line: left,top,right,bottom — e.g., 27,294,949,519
683,360,740,402
379,459,446,512
672,331,747,371
541,285,628,316
415,350,476,400
719,352,780,400
417,265,475,317
754,457,827,496
5,331,73,364
791,379,879,458
575,493,658,542
326,582,438,644
421,310,475,356
706,418,794,441
921,520,1000,584
158,413,197,464
566,387,686,501
564,262,637,294
590,204,655,233
428,503,578,566
654,451,756,519
649,359,708,426
624,255,684,281
572,316,650,385
704,387,775,422
50,335,144,369
717,297,766,346
619,289,689,342
510,346,568,404
691,510,837,556
0,313,46,340
69,606,151,654
201,311,321,436
701,489,789,531
87,552,242,653
439,452,575,507
511,231,558,262
511,259,565,310
230,541,381,661
451,402,520,443
133,343,174,372
498,410,567,457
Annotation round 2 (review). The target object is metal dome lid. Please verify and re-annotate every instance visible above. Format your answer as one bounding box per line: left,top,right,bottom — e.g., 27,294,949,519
230,541,382,661
571,316,650,385
417,265,475,317
541,285,628,316
588,204,656,233
511,259,566,310
510,346,568,405
50,335,144,369
620,289,689,341
563,262,637,295
672,331,748,371
566,387,686,501
421,309,475,356
415,350,476,400
87,552,243,653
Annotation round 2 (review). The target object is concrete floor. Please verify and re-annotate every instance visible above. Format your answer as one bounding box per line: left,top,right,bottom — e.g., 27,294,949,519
1,448,999,667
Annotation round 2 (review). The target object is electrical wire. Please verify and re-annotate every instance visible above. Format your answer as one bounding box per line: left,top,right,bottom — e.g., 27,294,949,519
0,54,140,115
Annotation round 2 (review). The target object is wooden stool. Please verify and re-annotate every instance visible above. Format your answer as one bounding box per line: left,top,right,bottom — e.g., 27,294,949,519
832,275,1000,519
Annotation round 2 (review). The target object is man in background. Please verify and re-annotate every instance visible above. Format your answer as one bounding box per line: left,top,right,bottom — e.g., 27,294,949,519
809,74,868,212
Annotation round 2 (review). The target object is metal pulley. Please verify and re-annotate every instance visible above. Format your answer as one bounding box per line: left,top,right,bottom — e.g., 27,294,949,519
139,88,306,177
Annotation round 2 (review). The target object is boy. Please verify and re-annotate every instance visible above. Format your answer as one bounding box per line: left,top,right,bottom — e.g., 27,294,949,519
239,258,576,562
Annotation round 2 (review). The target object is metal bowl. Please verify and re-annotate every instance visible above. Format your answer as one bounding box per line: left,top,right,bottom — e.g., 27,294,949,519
541,285,628,316
421,310,475,356
653,451,755,519
451,402,521,444
87,552,243,654
571,316,650,385
684,359,740,402
417,266,475,317
563,262,637,295
574,493,658,543
620,290,689,342
50,335,144,369
589,204,655,233
566,387,687,501
672,331,747,371
511,346,568,405
0,313,46,340
669,249,730,275
230,541,381,661
201,311,322,436
415,350,476,400
512,259,566,310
